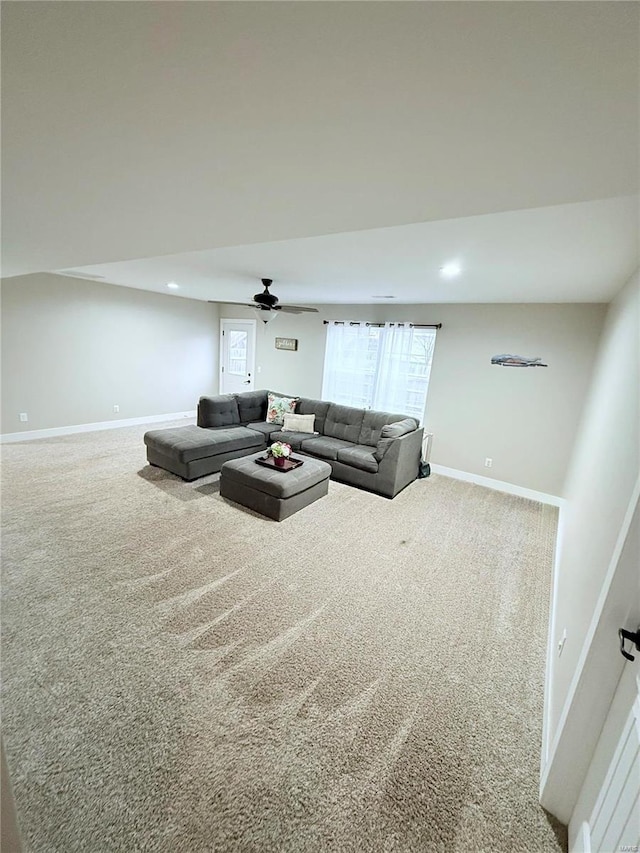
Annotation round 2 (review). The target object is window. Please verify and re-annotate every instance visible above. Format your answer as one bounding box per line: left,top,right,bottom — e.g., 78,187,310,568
321,323,437,423
228,330,248,375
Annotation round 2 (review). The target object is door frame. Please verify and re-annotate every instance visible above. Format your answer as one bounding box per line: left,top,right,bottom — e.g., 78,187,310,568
219,318,257,395
540,480,640,823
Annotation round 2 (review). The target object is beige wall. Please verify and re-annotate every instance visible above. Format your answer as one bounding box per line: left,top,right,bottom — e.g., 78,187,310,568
548,271,640,740
221,302,606,496
1,275,219,434
0,279,605,498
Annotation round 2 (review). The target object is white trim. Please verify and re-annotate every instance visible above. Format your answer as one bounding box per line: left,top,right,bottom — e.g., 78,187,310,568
544,476,640,768
0,411,196,443
430,464,564,507
540,476,640,816
542,504,566,771
572,821,592,853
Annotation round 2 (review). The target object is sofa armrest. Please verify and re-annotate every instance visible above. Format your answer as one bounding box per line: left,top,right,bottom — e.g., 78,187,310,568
375,427,424,497
374,418,418,461
381,417,418,438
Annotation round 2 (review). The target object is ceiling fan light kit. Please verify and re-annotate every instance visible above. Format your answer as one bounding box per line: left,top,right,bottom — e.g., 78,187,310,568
254,307,278,325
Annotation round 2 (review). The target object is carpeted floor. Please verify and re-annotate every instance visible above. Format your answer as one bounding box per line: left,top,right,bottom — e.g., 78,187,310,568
1,421,566,852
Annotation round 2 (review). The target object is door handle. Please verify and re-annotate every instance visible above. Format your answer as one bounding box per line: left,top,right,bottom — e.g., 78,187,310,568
618,626,640,662
243,380,251,384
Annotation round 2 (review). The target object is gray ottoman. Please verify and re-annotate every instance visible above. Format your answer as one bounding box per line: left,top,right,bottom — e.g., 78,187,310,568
144,425,264,480
220,452,331,521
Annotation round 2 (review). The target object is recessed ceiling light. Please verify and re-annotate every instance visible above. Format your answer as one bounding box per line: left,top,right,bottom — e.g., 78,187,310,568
166,282,179,290
372,295,396,299
440,262,462,279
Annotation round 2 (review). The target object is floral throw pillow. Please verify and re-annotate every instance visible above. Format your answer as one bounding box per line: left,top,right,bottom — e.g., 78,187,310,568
266,393,298,425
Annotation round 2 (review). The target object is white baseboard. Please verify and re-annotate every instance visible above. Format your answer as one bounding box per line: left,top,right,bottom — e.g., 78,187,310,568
0,411,196,443
430,464,564,507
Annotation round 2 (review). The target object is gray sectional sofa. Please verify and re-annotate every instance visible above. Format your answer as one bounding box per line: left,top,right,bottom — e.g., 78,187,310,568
144,390,423,498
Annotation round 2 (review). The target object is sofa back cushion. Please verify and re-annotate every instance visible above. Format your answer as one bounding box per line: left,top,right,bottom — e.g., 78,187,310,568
323,403,365,444
358,410,415,447
296,398,331,434
197,395,240,428
236,390,267,424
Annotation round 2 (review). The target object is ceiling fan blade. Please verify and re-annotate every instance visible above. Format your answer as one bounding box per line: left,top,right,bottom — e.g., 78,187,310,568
207,300,254,308
278,305,319,314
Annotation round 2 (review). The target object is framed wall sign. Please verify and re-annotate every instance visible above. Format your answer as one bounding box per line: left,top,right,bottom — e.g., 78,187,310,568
275,337,298,351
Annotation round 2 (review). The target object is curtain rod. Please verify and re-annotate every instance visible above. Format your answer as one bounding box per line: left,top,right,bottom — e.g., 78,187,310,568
323,321,442,329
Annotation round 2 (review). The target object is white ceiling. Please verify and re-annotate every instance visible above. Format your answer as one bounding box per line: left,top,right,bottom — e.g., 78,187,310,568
62,197,638,304
2,2,638,303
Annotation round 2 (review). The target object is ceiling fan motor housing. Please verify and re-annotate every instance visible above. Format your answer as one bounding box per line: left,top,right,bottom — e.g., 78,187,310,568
254,279,279,308
208,277,316,314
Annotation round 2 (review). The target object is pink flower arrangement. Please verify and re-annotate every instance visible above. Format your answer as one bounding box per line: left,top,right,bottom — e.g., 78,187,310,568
269,441,292,459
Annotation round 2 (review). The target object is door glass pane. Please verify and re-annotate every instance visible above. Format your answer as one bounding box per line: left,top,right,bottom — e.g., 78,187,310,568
228,330,248,375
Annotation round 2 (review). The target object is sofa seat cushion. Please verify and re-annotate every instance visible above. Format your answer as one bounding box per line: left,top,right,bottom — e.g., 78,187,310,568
299,436,353,461
144,425,263,464
336,445,379,474
269,430,310,451
245,421,282,439
323,404,365,444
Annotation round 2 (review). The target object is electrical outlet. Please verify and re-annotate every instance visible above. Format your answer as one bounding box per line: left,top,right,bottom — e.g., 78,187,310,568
113,405,120,413
557,629,567,657
484,457,493,468
19,412,28,423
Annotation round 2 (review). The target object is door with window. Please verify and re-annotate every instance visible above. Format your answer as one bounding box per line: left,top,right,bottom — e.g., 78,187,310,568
219,319,256,395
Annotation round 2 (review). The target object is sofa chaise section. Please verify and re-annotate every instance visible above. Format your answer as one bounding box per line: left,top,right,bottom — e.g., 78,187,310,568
144,391,284,480
144,424,264,481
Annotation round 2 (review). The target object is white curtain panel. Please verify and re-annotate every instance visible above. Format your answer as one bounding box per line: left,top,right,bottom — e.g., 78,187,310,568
373,323,416,413
322,322,437,423
321,322,380,408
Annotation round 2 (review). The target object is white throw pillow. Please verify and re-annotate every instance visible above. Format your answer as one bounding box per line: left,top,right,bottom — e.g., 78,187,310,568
282,413,316,434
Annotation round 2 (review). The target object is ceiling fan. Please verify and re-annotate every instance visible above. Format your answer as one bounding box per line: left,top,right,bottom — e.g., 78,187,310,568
209,278,318,321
